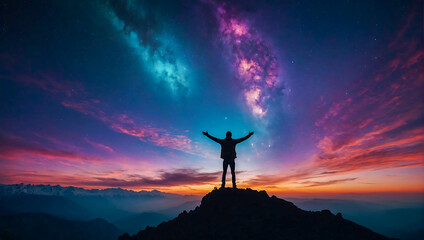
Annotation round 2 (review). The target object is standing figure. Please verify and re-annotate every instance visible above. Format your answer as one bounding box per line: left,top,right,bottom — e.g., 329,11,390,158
202,131,254,188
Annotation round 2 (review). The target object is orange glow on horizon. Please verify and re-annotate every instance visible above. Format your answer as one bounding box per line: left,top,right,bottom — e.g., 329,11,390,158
51,181,422,196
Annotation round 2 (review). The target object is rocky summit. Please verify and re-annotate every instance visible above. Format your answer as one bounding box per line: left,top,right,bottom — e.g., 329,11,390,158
120,188,396,240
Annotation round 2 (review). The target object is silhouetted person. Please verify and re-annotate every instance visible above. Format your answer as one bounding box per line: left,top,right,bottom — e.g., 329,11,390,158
202,131,254,188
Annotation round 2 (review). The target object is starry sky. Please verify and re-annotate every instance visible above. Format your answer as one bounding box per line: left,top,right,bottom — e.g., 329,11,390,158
1,0,423,195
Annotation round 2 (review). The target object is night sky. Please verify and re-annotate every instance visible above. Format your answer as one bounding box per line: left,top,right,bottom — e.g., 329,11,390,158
1,0,423,195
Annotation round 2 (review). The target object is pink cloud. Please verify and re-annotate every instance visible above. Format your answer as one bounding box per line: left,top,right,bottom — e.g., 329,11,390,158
0,168,220,188
245,168,318,187
0,134,102,163
1,54,84,97
78,169,220,187
245,10,424,188
62,101,193,153
313,10,424,175
61,99,109,122
299,178,358,187
2,55,194,154
84,138,114,153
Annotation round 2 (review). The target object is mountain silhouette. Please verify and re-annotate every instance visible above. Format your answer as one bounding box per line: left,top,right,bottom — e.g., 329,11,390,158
0,194,92,220
120,188,397,240
0,184,200,222
113,212,172,235
0,212,122,240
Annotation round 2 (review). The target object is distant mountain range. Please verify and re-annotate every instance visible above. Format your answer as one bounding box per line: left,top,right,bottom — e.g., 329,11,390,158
288,197,424,239
120,188,397,240
0,184,422,240
0,183,200,237
0,183,200,221
0,194,91,220
0,183,184,198
0,212,122,240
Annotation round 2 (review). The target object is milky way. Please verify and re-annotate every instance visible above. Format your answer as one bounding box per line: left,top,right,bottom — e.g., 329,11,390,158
210,1,283,118
105,0,191,97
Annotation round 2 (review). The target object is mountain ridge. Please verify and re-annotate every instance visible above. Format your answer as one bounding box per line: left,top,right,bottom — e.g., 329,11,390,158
120,188,397,240
0,183,187,198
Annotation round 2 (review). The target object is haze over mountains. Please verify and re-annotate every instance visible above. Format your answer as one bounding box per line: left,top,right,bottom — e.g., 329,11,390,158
0,212,122,240
0,183,200,237
120,188,394,240
289,198,424,239
0,183,200,219
0,184,423,240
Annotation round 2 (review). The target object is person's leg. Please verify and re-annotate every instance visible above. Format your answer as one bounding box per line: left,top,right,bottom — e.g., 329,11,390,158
229,160,236,188
222,161,229,188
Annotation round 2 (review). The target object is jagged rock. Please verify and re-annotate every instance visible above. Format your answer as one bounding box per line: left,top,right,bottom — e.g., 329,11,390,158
120,188,397,240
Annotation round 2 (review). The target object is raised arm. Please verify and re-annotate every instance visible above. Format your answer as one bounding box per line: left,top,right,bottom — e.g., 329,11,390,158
235,131,254,144
202,131,222,144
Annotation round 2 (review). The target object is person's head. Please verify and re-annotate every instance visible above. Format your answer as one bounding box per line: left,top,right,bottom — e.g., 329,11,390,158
226,131,232,138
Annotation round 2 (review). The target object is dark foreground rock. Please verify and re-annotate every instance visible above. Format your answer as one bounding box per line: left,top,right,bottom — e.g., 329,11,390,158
120,188,396,240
